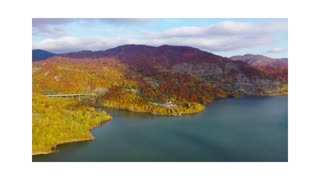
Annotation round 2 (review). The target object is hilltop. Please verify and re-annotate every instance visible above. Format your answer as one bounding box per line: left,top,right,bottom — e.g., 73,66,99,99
32,49,57,61
230,54,288,81
230,54,288,67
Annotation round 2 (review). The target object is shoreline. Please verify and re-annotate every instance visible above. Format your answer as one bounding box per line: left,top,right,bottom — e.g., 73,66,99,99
102,105,205,116
32,117,111,156
32,137,93,155
33,94,287,156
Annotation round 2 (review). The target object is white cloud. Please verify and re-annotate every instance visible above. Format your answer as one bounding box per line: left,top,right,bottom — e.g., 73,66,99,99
33,19,288,53
32,18,153,37
144,26,206,38
267,48,287,53
208,20,287,35
98,18,154,25
32,19,74,26
145,20,287,38
143,20,287,52
32,19,74,37
33,24,69,37
32,36,137,53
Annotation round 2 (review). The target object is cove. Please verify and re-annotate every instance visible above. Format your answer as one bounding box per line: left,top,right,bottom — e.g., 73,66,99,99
33,96,288,162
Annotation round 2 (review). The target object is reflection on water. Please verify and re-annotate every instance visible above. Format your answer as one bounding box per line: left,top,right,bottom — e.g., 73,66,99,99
33,96,288,162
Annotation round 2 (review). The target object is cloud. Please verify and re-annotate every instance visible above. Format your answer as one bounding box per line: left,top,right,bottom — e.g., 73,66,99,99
143,19,287,52
144,20,287,38
141,35,272,51
32,18,151,26
98,18,154,25
207,20,287,35
267,48,287,53
33,19,288,53
32,36,137,53
32,24,69,37
32,19,73,37
32,18,75,27
267,47,287,53
32,18,153,37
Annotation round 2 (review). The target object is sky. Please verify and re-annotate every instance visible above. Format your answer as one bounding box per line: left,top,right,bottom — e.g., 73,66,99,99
32,18,288,58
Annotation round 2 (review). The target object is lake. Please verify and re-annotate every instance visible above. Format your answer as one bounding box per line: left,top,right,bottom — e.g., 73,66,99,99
33,96,288,162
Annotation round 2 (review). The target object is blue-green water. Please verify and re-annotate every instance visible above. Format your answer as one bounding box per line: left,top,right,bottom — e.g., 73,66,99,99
33,96,288,162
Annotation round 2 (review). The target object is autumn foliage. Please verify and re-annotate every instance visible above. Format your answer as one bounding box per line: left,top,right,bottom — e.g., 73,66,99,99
32,45,288,154
32,93,111,154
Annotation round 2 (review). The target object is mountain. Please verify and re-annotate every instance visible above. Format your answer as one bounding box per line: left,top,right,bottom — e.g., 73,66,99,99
63,45,270,77
230,54,288,67
33,44,287,114
32,45,288,153
59,45,288,95
32,49,57,61
230,54,288,80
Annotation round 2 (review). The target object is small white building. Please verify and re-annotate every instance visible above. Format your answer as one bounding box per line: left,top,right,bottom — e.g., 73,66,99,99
163,101,177,107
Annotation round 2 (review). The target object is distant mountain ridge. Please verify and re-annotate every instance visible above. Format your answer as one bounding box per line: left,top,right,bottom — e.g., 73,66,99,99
230,54,288,67
32,49,57,61
230,54,288,81
34,44,287,97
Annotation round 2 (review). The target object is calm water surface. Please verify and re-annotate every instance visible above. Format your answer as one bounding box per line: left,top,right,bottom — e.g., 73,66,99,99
33,96,288,162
